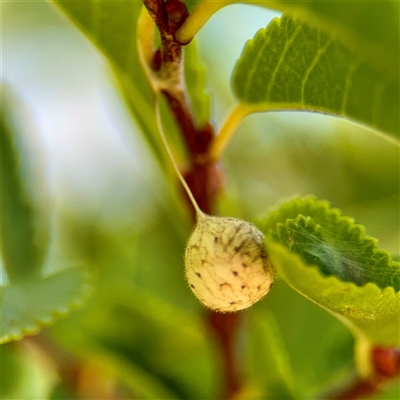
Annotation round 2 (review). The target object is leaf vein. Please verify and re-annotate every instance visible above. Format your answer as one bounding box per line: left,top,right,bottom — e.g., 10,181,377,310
242,28,271,99
301,37,332,106
265,22,302,100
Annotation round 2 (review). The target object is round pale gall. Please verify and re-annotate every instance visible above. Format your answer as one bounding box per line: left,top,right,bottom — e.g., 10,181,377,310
184,215,275,312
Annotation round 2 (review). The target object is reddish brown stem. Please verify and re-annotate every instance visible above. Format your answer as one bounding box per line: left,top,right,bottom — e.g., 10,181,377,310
142,1,244,399
161,90,200,156
326,347,400,400
183,162,222,216
330,378,380,400
372,346,400,378
144,0,198,153
208,312,243,399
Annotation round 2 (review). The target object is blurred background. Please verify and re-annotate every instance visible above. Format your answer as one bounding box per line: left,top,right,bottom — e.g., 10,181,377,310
2,1,399,399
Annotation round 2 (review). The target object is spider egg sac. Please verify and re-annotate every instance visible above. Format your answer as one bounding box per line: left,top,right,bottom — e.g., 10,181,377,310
184,215,275,312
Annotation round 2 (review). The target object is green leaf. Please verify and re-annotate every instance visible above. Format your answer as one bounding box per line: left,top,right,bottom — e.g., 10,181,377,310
1,105,46,282
1,265,92,344
259,197,400,346
232,14,399,137
261,281,354,396
51,286,221,399
245,309,299,399
52,333,181,400
1,91,93,344
52,0,164,162
179,1,399,76
0,343,31,399
268,0,399,75
184,39,211,126
1,342,55,399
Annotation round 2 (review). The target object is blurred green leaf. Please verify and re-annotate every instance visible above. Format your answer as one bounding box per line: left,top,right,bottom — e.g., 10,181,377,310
1,343,27,398
1,91,93,344
1,106,46,282
259,197,400,346
374,379,400,399
52,286,221,399
232,14,399,137
1,266,92,344
52,337,181,400
49,384,77,400
259,280,354,397
49,200,215,397
52,0,163,162
245,309,298,399
1,342,55,399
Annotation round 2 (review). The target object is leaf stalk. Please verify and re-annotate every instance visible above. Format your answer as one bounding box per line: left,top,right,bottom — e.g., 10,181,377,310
209,103,251,162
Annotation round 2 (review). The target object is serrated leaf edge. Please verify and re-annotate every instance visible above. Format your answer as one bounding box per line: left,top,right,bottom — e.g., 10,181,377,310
0,269,93,344
268,241,399,297
266,241,400,345
261,196,399,291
